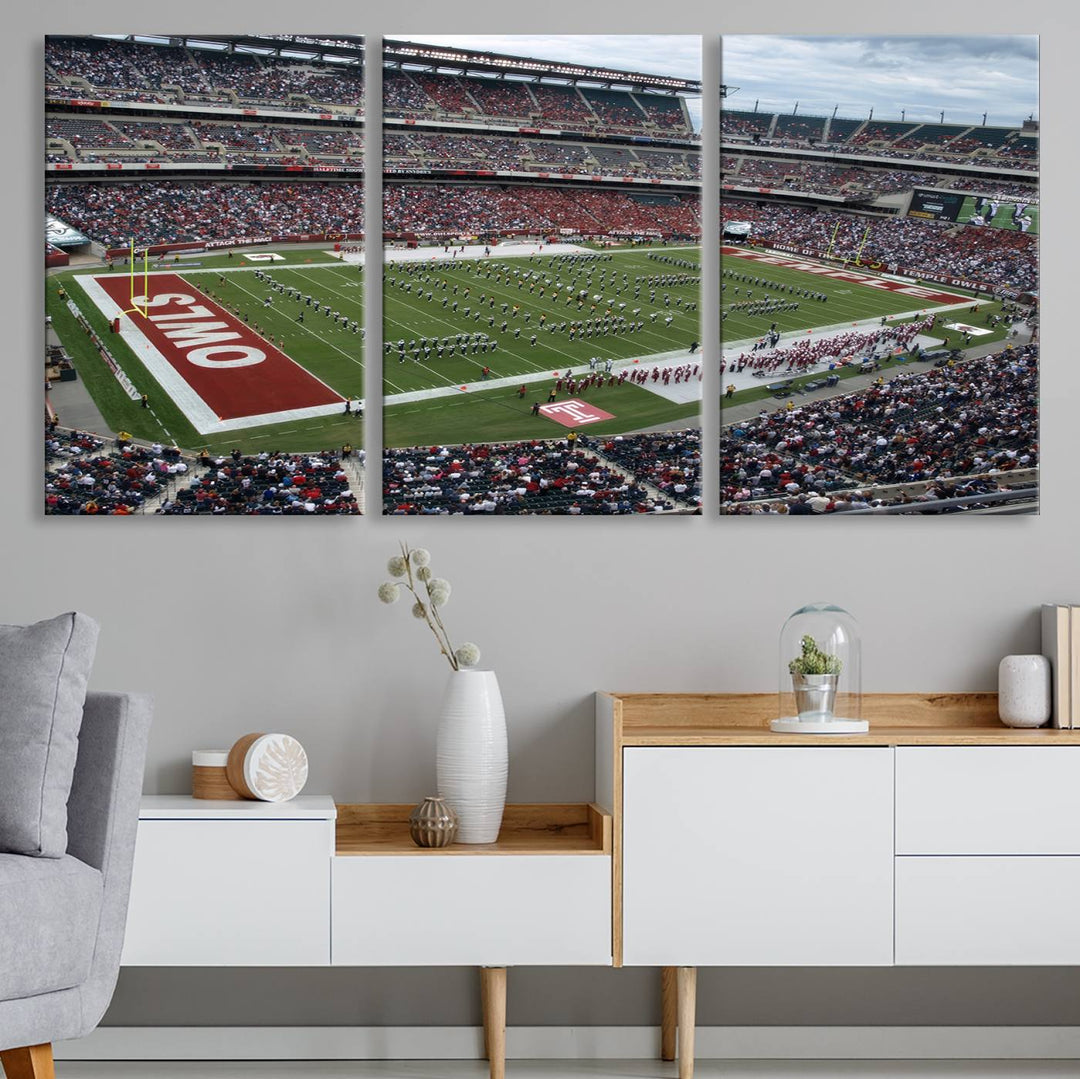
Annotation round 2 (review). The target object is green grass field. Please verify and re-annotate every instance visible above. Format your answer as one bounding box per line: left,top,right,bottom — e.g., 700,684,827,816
722,252,958,344
381,246,701,447
187,261,365,400
382,248,701,395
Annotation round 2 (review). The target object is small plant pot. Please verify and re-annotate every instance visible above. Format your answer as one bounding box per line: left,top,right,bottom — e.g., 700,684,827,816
792,672,838,721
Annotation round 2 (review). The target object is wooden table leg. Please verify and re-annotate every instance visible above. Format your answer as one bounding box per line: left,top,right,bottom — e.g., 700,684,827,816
480,966,507,1079
660,966,678,1061
677,966,697,1079
1,1044,56,1079
480,969,491,1060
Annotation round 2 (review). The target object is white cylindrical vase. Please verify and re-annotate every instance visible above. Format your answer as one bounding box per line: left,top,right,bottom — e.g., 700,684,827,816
998,654,1051,728
436,669,507,844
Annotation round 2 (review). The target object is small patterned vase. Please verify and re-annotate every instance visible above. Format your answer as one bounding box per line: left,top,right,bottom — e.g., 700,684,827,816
409,795,458,848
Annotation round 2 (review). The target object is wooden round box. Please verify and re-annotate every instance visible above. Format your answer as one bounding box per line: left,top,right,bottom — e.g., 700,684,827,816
192,749,243,800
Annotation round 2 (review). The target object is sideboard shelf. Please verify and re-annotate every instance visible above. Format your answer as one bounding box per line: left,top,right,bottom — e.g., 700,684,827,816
601,691,1080,745
335,802,611,855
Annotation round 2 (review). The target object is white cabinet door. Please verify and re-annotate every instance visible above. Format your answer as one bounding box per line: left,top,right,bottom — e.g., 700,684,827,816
897,747,1080,855
622,747,894,966
122,819,332,966
896,856,1080,964
332,855,611,966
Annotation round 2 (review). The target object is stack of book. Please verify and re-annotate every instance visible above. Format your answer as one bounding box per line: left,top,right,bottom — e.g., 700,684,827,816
1041,604,1080,727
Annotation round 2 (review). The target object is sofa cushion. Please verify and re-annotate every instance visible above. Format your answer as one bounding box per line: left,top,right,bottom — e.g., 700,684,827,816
0,613,100,856
0,853,103,998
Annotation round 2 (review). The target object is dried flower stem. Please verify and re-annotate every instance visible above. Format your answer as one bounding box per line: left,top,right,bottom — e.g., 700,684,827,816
400,541,459,670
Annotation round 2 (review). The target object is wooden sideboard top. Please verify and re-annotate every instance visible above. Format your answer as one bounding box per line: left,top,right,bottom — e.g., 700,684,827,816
599,692,1080,745
335,802,612,856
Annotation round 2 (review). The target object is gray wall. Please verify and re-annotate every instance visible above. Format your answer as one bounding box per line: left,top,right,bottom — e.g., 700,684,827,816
20,0,1078,1030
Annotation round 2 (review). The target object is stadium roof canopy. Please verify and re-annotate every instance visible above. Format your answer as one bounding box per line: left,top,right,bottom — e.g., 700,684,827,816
384,39,700,95
85,34,365,66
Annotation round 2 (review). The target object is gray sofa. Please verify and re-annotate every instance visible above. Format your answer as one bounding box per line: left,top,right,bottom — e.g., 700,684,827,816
0,692,152,1078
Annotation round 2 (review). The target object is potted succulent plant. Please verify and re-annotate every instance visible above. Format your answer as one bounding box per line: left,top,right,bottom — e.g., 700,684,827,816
788,634,843,721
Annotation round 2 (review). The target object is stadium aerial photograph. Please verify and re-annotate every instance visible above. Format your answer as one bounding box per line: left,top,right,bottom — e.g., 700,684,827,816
720,35,1039,515
45,34,366,515
381,35,703,515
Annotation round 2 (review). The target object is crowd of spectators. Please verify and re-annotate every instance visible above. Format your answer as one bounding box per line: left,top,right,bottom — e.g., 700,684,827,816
383,438,692,514
157,451,359,514
44,432,178,514
383,132,698,180
721,108,1038,171
939,176,1038,199
381,66,693,138
384,184,699,239
723,156,932,196
47,116,365,165
46,37,364,113
591,431,700,506
721,202,1037,291
45,180,365,246
720,345,1038,513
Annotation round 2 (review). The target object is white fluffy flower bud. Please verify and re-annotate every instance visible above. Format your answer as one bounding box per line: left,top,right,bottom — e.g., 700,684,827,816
387,556,407,578
411,601,427,620
427,578,451,607
455,643,481,668
377,582,400,604
410,548,431,568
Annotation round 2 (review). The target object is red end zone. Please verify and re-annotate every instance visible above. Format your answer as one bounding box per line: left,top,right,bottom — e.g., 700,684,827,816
721,247,969,305
94,274,342,421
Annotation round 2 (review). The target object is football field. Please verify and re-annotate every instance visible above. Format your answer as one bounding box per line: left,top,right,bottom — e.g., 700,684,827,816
382,245,702,448
722,247,966,345
383,247,701,394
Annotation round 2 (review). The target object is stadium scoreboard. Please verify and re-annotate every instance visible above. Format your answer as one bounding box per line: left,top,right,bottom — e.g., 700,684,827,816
907,189,964,222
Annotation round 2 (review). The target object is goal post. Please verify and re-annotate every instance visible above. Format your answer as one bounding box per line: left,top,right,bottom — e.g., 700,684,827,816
121,237,150,318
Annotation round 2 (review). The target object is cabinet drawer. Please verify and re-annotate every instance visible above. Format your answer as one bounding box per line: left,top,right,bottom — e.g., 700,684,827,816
332,854,611,966
122,819,332,966
896,856,1080,964
622,747,894,967
896,747,1080,854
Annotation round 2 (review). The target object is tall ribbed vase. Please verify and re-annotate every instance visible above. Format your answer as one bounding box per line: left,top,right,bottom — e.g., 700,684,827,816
436,669,507,844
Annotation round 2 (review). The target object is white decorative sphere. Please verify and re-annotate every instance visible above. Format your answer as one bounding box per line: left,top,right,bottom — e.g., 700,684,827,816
998,655,1051,728
243,734,309,802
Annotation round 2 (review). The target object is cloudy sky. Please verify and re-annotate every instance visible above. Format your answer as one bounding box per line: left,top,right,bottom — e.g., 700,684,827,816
393,35,702,127
722,36,1038,127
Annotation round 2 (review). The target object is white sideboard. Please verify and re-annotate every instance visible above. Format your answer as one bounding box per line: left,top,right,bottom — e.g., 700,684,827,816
123,799,611,970
597,692,1080,1079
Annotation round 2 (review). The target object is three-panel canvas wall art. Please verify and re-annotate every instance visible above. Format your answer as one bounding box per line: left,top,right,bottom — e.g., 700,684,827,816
45,34,1038,515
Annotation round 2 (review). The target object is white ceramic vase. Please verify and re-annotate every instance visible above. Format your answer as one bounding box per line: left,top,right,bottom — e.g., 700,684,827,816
436,669,507,844
998,654,1051,728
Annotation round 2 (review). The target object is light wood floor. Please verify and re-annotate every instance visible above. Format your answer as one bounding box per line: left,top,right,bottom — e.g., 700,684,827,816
50,1062,1080,1079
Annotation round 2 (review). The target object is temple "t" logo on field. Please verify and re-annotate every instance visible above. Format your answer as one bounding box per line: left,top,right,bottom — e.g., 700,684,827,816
538,400,615,427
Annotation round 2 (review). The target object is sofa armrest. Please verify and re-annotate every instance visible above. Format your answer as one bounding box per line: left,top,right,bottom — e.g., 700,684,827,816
66,691,152,1034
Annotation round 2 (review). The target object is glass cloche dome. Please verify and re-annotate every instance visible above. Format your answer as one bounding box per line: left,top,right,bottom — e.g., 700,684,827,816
773,603,866,734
